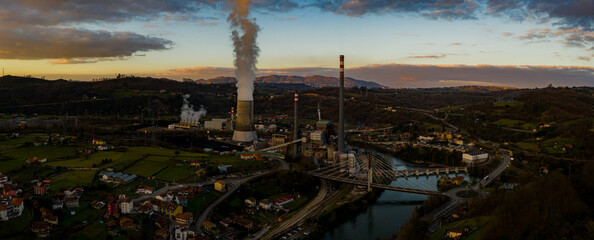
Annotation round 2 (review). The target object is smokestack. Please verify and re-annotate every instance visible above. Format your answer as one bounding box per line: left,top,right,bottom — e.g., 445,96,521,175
231,107,235,121
339,55,345,153
233,100,257,142
293,90,299,158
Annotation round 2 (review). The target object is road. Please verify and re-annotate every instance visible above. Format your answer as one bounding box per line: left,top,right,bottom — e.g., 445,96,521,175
261,180,328,240
195,159,290,235
425,149,511,232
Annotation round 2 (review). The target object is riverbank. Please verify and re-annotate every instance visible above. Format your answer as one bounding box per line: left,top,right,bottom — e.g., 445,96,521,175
349,140,460,167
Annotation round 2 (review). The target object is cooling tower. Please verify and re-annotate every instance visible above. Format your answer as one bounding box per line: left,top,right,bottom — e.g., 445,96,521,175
232,100,257,142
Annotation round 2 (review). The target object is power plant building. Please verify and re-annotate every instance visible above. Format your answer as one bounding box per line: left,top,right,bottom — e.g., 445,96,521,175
204,119,228,130
233,100,257,142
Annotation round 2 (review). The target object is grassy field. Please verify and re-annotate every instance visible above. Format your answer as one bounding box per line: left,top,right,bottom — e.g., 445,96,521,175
430,216,491,240
46,146,207,170
123,160,167,177
69,222,108,240
0,207,33,238
0,136,38,151
515,141,541,152
156,165,197,182
187,189,222,214
542,137,579,155
51,170,97,193
2,145,77,160
493,119,525,128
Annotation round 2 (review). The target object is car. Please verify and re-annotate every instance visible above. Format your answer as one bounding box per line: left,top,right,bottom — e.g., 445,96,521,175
484,176,490,181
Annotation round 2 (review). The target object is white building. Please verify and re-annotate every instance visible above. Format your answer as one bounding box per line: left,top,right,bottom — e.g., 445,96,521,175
120,199,133,214
462,152,489,165
174,226,195,240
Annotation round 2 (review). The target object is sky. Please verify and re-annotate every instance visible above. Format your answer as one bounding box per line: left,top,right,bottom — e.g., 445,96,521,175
0,0,592,88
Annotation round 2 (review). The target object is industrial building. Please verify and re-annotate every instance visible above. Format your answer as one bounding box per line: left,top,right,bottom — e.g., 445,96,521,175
204,119,228,130
462,152,489,165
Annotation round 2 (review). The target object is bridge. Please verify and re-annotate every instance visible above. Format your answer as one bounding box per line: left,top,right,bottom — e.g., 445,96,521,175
257,137,307,152
308,153,468,195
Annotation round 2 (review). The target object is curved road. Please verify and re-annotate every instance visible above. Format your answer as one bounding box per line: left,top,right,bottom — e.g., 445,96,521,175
195,159,289,235
261,180,328,240
425,149,511,231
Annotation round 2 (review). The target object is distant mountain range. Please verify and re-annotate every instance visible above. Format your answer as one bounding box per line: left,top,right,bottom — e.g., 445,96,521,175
194,75,386,88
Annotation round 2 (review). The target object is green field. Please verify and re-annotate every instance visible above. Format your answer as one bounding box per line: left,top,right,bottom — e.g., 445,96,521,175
46,146,207,170
155,165,197,182
208,155,256,166
542,137,579,155
0,207,33,238
69,222,108,240
515,142,540,152
0,136,38,151
430,216,490,240
493,119,525,128
2,145,77,160
51,170,97,192
123,160,167,177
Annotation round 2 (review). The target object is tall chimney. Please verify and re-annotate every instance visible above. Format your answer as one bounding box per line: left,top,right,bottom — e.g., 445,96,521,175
293,90,299,158
338,55,345,153
231,107,235,121
232,100,257,142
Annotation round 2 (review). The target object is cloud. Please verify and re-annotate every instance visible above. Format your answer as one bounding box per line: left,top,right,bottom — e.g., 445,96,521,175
409,54,448,59
518,27,593,49
0,26,172,60
577,56,591,61
502,32,515,37
486,0,594,30
449,42,463,46
160,63,594,88
310,0,479,19
439,80,498,86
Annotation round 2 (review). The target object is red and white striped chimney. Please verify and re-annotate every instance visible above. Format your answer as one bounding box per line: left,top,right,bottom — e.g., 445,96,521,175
231,107,235,121
294,91,298,103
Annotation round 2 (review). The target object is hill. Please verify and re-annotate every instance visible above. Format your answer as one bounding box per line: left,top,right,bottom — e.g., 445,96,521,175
195,74,385,88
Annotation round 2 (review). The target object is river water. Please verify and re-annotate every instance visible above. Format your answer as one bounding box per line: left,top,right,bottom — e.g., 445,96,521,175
322,150,469,240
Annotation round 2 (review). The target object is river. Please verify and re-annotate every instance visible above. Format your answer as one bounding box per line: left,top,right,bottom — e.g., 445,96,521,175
322,150,469,240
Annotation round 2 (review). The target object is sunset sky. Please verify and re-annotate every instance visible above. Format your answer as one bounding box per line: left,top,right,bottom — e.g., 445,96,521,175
0,0,592,88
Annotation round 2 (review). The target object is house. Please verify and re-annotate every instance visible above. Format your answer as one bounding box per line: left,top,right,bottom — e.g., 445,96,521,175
174,226,195,240
0,173,8,185
218,164,228,173
52,199,64,210
120,217,136,230
188,160,203,167
233,217,254,230
136,185,153,195
156,193,174,202
244,197,257,208
0,196,24,221
159,201,182,218
137,202,154,214
92,138,106,145
31,222,52,238
175,212,193,226
106,200,119,217
91,201,105,209
219,217,232,227
34,181,50,195
64,196,79,208
202,220,218,235
120,198,133,214
43,214,58,225
274,196,294,206
154,215,170,228
259,199,272,210
154,228,168,240
176,195,188,206
214,180,225,192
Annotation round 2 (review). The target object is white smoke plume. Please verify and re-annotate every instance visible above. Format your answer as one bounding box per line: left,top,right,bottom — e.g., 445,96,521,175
228,0,260,101
180,94,206,124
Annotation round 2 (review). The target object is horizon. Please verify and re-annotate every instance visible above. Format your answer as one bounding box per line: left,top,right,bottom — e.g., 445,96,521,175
0,0,592,88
